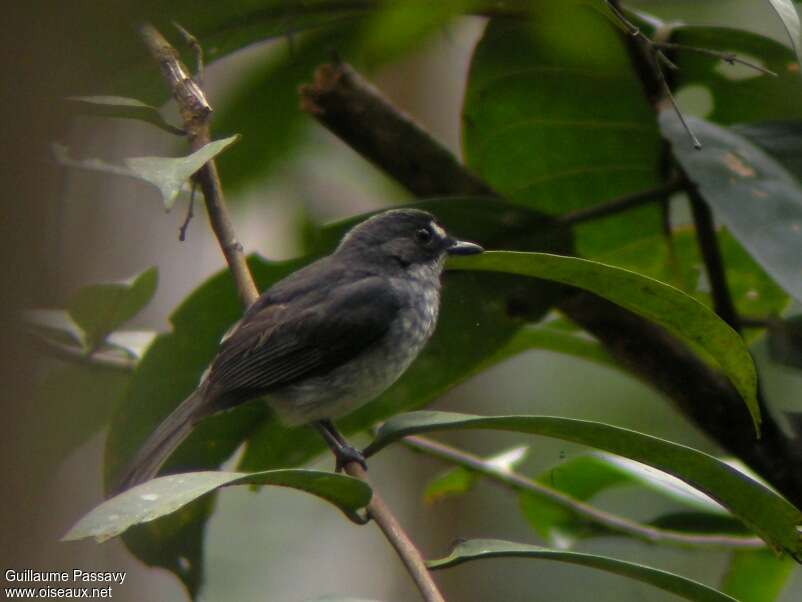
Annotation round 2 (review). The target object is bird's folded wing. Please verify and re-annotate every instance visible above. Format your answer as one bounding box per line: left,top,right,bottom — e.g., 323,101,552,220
209,276,402,395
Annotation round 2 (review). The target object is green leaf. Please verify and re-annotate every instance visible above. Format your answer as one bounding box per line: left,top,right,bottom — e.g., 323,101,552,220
670,26,802,125
768,0,802,70
463,12,662,259
661,111,802,305
447,250,760,431
720,549,794,602
424,445,528,504
68,267,158,350
104,199,560,594
428,539,737,602
53,136,239,210
66,96,184,135
365,411,802,556
63,469,370,543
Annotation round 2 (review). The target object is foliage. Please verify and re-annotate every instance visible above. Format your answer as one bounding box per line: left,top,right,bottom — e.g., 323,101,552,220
45,1,802,601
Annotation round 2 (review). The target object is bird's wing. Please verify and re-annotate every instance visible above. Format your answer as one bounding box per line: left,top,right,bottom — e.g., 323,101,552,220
208,276,402,398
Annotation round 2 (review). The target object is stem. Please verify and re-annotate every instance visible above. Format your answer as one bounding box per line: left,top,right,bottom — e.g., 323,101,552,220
30,334,136,372
557,178,683,226
140,23,258,307
402,435,764,550
686,184,740,330
140,24,443,602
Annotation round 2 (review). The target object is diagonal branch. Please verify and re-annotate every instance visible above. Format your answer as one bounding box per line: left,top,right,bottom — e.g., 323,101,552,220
298,60,802,509
402,435,765,550
140,24,444,602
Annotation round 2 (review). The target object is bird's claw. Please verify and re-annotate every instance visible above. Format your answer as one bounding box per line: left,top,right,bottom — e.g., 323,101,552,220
334,445,368,473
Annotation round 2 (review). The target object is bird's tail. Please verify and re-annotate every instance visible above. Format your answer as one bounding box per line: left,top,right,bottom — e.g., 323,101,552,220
113,386,210,495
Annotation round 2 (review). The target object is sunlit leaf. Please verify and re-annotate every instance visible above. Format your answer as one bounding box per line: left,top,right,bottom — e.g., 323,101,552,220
428,539,737,602
64,469,370,543
768,0,802,70
366,411,802,556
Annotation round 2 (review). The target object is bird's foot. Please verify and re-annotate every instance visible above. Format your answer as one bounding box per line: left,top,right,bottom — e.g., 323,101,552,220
334,445,368,473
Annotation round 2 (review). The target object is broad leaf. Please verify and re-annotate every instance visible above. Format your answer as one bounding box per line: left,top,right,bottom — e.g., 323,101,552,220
67,96,184,135
768,0,802,70
68,267,158,350
733,121,802,181
767,315,802,369
447,251,760,430
64,469,370,542
662,111,802,305
428,539,736,602
365,411,802,557
54,136,239,210
720,549,794,602
463,11,662,259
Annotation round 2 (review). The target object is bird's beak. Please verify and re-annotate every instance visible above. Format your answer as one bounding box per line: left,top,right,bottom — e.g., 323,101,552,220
446,238,484,256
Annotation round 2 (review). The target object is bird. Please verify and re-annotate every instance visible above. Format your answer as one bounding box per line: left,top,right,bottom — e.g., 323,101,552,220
115,208,483,493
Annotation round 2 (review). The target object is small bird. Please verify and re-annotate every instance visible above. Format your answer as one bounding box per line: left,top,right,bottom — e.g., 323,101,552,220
116,208,482,492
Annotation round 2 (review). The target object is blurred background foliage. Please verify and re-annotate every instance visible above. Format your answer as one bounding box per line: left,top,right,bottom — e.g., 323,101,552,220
7,0,802,601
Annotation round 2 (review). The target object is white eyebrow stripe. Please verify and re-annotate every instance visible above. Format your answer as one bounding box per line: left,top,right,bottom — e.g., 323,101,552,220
430,221,447,240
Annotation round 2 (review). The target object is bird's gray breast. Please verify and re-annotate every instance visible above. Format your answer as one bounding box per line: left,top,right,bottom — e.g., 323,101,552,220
268,265,442,425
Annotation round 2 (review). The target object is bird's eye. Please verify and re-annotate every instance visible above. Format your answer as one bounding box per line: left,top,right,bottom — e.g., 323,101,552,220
415,228,433,245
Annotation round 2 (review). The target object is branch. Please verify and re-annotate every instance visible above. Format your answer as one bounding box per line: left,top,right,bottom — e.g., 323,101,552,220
30,333,136,372
140,25,444,602
300,62,496,198
298,61,802,509
402,435,765,550
140,23,258,307
686,184,740,330
556,178,683,227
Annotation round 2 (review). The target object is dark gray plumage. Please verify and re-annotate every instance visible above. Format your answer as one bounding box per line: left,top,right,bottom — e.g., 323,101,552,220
116,209,482,492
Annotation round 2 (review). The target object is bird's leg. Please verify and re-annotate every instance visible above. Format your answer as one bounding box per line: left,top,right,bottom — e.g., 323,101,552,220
315,419,368,473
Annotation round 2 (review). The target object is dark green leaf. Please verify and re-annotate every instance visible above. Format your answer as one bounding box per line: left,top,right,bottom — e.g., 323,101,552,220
447,251,760,430
66,96,184,135
365,411,802,556
54,136,239,210
463,11,662,259
662,111,802,305
68,267,158,350
63,469,370,542
428,539,737,602
720,549,794,602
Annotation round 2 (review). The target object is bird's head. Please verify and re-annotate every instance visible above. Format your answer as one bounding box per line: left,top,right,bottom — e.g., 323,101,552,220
336,209,483,270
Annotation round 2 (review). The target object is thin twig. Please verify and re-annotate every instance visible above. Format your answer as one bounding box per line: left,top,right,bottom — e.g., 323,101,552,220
402,435,765,550
686,184,740,330
178,180,197,242
172,21,205,85
605,0,701,149
140,24,443,602
653,43,777,77
557,178,683,227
